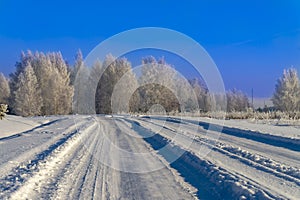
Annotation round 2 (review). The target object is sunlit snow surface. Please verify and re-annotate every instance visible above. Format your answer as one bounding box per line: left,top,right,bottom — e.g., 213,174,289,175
0,115,299,199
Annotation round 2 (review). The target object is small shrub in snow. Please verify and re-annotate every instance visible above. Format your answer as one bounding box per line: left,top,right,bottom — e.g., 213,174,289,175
0,104,8,120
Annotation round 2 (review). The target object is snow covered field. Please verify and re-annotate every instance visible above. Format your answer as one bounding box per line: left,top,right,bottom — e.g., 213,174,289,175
0,115,299,199
0,115,50,138
183,116,300,139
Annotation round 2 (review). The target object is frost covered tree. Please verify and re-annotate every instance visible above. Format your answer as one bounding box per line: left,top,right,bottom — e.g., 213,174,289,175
0,104,8,119
71,50,90,114
9,51,34,113
47,52,74,115
75,60,104,114
173,76,198,113
136,57,180,113
10,51,73,116
70,49,84,85
30,52,53,115
226,89,249,112
112,74,140,114
89,60,103,90
13,64,42,116
29,52,73,115
133,84,179,113
272,68,300,112
95,54,138,114
0,73,10,104
189,78,211,112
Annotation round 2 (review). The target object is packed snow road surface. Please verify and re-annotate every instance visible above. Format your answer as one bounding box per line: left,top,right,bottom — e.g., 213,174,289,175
0,115,299,199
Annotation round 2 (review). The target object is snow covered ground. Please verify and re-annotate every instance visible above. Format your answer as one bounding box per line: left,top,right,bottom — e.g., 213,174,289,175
182,116,300,139
0,115,299,199
0,115,50,138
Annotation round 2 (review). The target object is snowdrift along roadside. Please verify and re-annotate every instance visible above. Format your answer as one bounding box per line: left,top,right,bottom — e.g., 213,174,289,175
182,116,300,139
0,115,49,139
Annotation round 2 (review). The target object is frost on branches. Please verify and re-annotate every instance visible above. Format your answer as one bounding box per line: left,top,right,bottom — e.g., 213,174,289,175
9,51,74,116
0,104,8,120
272,68,300,116
0,73,10,104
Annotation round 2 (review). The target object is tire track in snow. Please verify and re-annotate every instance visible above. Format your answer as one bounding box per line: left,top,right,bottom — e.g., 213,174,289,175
112,118,197,200
181,117,300,151
8,121,98,199
130,118,299,199
140,117,300,185
51,131,98,199
0,118,87,178
52,118,121,200
0,119,90,199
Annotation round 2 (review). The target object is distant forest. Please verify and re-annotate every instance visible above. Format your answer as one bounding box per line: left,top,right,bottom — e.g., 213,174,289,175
0,50,299,119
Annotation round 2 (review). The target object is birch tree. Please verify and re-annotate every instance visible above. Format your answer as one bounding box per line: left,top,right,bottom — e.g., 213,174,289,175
95,55,137,114
13,64,42,116
0,73,10,104
272,68,300,112
189,78,211,112
10,51,73,116
226,89,249,112
137,57,180,113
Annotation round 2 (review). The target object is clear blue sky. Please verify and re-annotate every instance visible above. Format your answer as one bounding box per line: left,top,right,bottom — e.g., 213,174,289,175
0,0,300,97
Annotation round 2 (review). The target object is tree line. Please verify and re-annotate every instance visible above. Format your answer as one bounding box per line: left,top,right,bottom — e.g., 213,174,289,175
0,50,299,117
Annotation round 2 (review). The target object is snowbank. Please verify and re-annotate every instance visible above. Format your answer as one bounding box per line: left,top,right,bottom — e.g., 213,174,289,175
0,115,47,138
183,117,300,139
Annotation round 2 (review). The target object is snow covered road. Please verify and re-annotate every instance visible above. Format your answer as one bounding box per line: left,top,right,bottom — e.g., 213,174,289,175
0,115,299,199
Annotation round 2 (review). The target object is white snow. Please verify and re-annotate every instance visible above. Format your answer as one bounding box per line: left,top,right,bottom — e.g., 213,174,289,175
0,115,49,138
0,114,299,199
184,116,300,139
